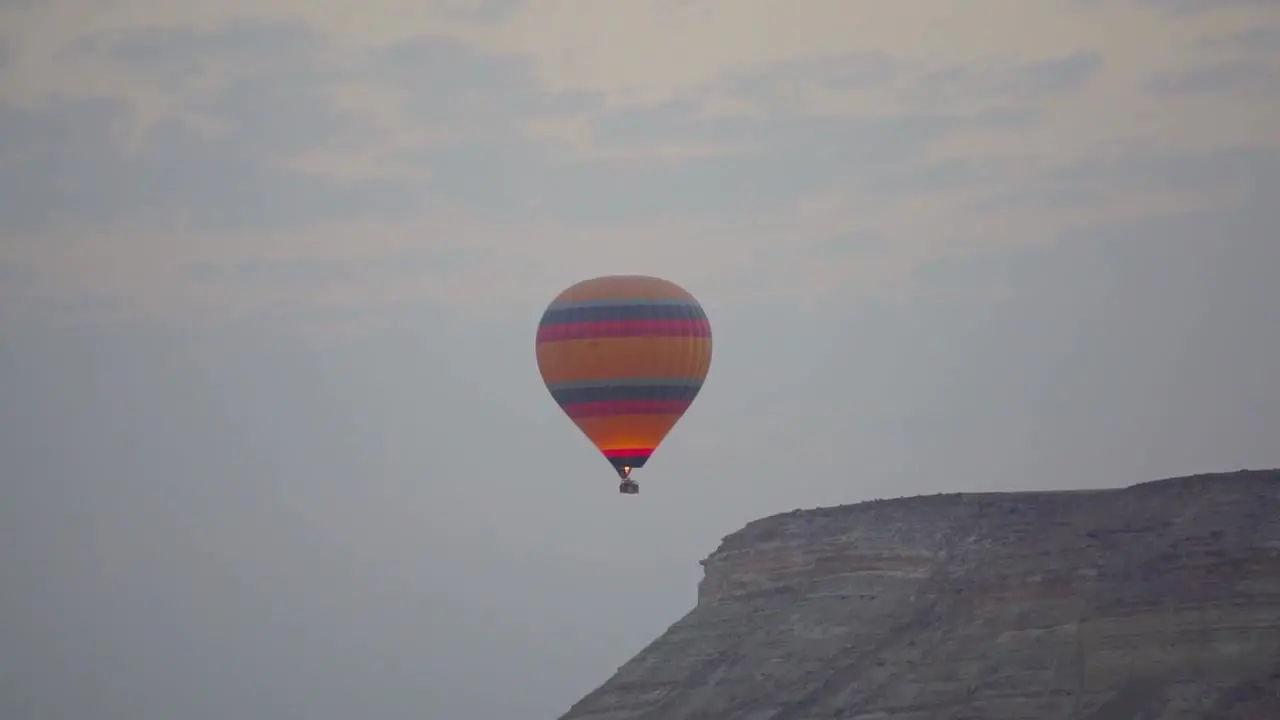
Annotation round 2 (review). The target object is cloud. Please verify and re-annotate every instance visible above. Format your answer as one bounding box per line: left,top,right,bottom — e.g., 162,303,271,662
375,35,598,129
184,251,434,290
105,19,321,69
0,0,1277,329
989,144,1278,212
1140,0,1278,14
1144,58,1279,95
716,51,898,112
911,51,1104,109
412,103,1030,227
1200,25,1280,53
0,98,423,238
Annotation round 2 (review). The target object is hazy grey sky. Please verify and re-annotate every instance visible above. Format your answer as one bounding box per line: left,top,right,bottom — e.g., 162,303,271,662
1,1,1277,718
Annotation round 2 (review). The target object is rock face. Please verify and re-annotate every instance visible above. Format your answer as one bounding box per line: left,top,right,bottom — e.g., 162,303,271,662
559,470,1280,719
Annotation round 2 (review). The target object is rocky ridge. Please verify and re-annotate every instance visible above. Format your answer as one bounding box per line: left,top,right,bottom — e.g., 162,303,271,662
559,469,1280,719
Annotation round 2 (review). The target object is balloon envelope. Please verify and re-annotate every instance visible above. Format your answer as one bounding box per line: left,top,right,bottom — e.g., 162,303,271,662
535,275,713,478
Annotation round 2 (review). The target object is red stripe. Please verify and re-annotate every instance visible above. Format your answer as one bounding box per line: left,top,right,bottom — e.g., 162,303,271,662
537,318,711,342
602,447,654,459
563,399,692,418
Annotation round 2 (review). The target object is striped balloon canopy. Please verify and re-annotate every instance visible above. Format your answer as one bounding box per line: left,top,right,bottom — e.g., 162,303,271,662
535,275,713,484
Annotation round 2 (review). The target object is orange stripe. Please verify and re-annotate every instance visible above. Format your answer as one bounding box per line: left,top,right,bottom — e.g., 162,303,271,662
536,336,712,384
553,276,695,304
570,413,686,451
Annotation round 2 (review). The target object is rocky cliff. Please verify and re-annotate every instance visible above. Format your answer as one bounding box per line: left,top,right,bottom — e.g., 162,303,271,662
559,470,1280,719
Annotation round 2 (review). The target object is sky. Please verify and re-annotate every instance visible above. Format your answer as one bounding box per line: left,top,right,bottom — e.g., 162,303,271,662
1,0,1278,718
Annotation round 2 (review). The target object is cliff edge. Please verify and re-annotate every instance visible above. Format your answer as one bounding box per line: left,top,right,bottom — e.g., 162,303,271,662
559,469,1280,719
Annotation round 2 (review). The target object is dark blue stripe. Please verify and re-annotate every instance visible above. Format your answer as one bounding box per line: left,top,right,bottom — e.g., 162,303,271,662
540,301,707,326
551,382,703,405
609,455,650,471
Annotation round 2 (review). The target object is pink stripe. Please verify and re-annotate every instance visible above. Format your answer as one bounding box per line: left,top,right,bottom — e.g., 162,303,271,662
564,399,692,419
602,447,654,458
537,318,711,342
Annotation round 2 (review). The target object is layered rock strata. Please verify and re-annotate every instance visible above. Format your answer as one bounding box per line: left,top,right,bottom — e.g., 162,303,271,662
559,469,1280,719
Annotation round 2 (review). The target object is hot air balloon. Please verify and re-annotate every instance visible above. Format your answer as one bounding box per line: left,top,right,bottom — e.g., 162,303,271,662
535,275,713,495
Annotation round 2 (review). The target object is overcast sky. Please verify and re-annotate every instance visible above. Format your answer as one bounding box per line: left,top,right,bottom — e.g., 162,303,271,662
1,1,1277,718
